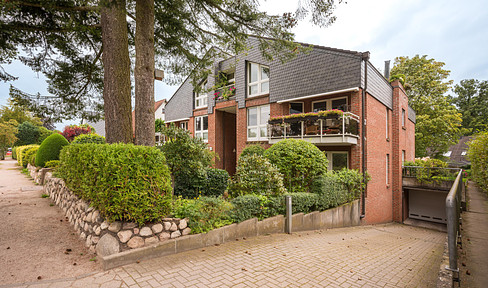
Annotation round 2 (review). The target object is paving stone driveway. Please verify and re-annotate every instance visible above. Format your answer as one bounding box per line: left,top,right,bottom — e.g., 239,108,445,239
8,223,444,288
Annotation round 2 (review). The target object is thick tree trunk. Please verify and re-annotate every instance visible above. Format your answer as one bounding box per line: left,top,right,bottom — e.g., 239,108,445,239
134,0,155,146
100,0,132,144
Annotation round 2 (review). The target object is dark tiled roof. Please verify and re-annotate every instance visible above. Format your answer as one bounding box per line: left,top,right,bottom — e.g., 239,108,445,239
447,136,473,167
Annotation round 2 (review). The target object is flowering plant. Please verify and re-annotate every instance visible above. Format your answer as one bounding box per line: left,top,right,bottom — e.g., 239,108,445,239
269,110,344,122
213,85,236,101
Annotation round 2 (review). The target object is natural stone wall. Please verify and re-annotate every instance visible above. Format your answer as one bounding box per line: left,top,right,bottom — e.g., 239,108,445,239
43,176,190,257
27,164,50,185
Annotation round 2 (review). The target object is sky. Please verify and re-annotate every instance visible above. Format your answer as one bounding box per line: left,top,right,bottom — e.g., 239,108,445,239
1,0,487,129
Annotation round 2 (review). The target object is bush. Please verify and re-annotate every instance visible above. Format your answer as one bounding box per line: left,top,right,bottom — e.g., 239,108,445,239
264,139,328,192
229,154,286,197
57,143,172,225
37,127,54,144
61,124,94,142
45,160,60,169
240,144,265,159
35,133,69,168
16,145,39,167
12,146,17,159
72,133,106,144
201,168,229,197
468,131,488,192
230,194,282,222
23,146,39,168
172,196,233,234
15,121,40,146
285,192,320,214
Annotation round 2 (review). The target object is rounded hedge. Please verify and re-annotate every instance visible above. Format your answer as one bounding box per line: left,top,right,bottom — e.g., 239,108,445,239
35,133,69,168
72,133,106,144
240,144,265,159
264,139,328,192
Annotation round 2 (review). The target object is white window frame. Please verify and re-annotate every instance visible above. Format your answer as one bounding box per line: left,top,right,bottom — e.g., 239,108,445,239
247,104,270,141
248,62,269,97
194,115,208,143
289,102,304,114
325,151,349,171
312,97,348,112
180,121,188,130
195,81,208,109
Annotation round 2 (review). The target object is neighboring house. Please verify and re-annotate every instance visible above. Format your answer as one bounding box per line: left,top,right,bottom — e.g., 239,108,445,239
132,99,166,145
82,119,106,137
444,136,472,168
165,37,416,224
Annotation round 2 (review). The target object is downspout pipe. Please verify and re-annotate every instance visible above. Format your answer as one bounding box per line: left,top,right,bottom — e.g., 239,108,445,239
361,52,370,219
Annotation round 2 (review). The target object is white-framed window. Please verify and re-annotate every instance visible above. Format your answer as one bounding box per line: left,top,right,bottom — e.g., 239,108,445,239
248,62,269,97
180,121,188,130
386,154,390,185
312,97,348,112
247,104,270,141
290,102,304,114
194,115,208,142
195,81,208,109
402,108,406,127
461,151,467,156
324,151,349,171
443,151,452,157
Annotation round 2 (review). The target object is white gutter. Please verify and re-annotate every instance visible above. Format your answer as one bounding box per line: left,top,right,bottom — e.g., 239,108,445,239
276,87,360,104
165,117,190,123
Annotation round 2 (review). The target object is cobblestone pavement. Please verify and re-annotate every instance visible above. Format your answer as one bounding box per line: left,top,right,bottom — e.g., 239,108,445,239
5,223,445,288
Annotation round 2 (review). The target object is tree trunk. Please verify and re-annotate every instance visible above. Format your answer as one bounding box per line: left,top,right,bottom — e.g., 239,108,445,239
134,0,155,146
100,0,132,144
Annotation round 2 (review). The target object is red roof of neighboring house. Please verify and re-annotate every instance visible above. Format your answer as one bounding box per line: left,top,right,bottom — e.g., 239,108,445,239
132,99,166,135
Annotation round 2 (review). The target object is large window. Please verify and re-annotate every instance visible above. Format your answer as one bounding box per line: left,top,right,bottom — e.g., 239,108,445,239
312,97,348,112
248,62,269,97
325,152,348,171
247,105,270,141
195,115,208,142
195,81,208,109
290,102,303,114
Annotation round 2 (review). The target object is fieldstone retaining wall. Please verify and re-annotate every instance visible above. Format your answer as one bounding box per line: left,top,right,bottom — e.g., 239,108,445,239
42,175,190,257
27,164,51,185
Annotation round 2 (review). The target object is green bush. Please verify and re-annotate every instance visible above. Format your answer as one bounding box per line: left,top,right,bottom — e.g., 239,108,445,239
35,133,69,168
468,131,488,192
230,194,282,222
264,139,328,192
37,127,54,144
45,160,60,169
240,144,265,159
57,143,173,225
285,192,320,214
229,154,286,197
172,196,233,234
15,121,40,146
201,168,229,197
17,145,39,167
12,146,17,159
24,146,39,167
404,158,451,182
72,133,106,144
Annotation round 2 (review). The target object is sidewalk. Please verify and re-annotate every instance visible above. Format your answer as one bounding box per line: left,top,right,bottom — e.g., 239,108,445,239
459,181,488,287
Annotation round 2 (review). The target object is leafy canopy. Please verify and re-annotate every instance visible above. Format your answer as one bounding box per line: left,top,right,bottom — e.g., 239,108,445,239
451,79,488,135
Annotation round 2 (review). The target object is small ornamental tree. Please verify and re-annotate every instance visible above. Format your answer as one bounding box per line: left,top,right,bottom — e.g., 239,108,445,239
264,139,328,192
61,124,95,142
35,133,69,168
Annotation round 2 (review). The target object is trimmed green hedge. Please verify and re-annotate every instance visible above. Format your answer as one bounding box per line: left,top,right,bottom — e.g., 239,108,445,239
239,144,265,159
72,134,106,144
201,168,229,197
468,131,488,192
35,133,69,168
16,145,39,167
57,143,173,225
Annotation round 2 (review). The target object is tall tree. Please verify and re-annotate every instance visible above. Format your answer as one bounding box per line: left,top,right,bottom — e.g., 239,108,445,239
451,79,488,134
391,55,465,158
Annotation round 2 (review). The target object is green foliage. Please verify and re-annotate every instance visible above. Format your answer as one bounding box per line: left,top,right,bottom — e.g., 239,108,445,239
467,131,488,192
0,99,43,127
172,196,233,234
23,146,39,168
202,168,229,197
240,144,265,159
230,154,286,197
44,160,60,169
37,127,54,144
285,192,320,214
391,55,466,158
158,123,214,198
15,121,40,146
0,119,18,158
451,79,488,135
264,139,328,192
16,145,39,167
35,133,69,168
155,119,165,133
403,158,453,182
72,133,106,144
12,146,18,159
57,143,173,225
230,194,282,222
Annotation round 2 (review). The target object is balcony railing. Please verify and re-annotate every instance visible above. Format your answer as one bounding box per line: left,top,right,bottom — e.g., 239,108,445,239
268,111,360,145
214,84,236,102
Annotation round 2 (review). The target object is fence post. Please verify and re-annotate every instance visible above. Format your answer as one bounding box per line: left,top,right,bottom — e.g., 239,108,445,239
285,196,292,234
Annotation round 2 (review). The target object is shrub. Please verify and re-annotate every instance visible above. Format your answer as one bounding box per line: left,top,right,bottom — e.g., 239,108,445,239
35,133,69,168
172,196,233,234
229,154,286,197
37,127,54,144
57,143,172,225
404,158,451,182
23,146,39,168
230,194,283,222
240,144,265,159
61,124,94,142
264,139,328,192
72,133,106,144
285,192,320,214
15,121,40,146
201,168,229,197
468,131,488,192
16,145,39,167
45,160,60,169
12,146,17,159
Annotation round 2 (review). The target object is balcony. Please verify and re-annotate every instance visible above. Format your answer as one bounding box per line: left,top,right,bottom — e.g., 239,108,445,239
268,110,360,145
214,84,236,102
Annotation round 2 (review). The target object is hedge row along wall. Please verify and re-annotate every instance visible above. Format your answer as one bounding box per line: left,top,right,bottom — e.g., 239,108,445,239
57,143,173,225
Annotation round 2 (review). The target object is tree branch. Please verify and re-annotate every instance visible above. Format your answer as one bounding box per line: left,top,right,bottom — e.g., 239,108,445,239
9,1,99,12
